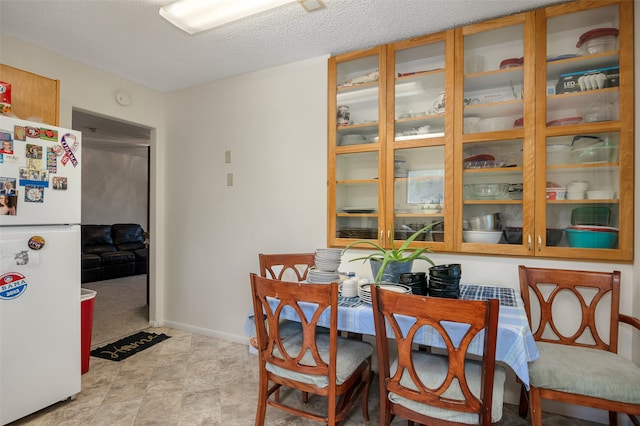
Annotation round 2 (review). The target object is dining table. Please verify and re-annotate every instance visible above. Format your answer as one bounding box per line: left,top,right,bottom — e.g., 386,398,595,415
245,283,539,388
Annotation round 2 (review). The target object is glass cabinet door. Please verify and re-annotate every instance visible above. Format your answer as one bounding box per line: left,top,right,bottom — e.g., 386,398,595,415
455,12,535,254
392,146,446,245
388,31,454,250
334,152,380,241
328,46,386,246
536,1,633,260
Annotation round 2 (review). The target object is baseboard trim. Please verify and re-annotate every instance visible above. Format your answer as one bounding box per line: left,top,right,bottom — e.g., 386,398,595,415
160,320,250,346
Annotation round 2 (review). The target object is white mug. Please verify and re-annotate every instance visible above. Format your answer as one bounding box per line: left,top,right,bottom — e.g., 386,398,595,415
341,279,358,298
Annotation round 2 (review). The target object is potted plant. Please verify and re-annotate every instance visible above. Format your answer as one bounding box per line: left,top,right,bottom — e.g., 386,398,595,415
342,222,440,283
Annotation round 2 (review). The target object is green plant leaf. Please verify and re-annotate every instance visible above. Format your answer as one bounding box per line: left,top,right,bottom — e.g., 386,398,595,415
343,221,442,283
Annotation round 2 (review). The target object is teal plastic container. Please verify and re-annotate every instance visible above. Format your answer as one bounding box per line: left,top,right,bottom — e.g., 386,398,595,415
565,229,617,248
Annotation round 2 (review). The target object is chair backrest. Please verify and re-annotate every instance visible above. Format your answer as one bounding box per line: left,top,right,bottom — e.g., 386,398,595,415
249,273,339,379
518,265,621,352
259,253,315,282
371,285,499,424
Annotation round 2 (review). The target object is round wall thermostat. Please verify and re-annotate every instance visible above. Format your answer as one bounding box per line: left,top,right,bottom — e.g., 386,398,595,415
115,90,131,106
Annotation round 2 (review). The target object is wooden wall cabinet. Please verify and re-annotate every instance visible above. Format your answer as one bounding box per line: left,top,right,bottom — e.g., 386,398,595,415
328,46,386,248
327,33,456,252
533,0,634,261
327,0,633,262
454,12,536,257
0,64,60,126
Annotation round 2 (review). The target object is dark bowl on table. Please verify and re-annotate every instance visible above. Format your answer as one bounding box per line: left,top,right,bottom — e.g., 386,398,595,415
429,278,460,291
428,275,461,285
399,272,427,284
429,264,461,278
407,283,428,296
428,287,460,299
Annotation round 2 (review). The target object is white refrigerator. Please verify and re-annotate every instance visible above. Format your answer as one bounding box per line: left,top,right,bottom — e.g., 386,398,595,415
0,116,82,425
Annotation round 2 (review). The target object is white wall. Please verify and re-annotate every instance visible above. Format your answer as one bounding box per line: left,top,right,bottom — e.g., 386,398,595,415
2,4,639,421
81,144,149,229
162,56,329,339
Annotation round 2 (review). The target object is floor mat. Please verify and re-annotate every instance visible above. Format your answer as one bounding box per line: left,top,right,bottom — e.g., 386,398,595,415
90,331,170,361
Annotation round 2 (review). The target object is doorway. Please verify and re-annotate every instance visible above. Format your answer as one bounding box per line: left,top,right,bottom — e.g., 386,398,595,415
73,109,153,344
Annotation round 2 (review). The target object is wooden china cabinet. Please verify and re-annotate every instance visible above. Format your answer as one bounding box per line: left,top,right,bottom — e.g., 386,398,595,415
327,0,633,262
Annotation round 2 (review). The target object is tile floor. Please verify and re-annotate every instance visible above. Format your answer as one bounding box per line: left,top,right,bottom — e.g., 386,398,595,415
10,327,603,426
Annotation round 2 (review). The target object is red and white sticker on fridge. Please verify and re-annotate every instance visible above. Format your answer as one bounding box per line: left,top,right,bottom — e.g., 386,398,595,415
0,272,28,300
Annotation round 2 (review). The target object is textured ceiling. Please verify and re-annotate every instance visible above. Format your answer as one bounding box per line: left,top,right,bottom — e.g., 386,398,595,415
1,0,568,94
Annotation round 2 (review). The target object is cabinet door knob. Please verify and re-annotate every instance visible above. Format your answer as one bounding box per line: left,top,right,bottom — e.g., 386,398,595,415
538,235,542,251
527,235,532,251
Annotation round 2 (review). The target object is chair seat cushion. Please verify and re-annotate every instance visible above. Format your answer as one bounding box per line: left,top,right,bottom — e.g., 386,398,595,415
266,332,372,388
530,342,640,404
389,351,506,424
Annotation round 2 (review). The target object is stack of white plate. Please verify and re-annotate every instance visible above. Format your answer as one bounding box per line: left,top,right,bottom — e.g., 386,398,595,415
358,283,412,304
340,134,366,146
308,268,340,283
308,248,342,283
314,248,342,272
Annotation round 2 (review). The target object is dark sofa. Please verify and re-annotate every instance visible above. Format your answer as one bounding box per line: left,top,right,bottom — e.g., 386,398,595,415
81,223,148,283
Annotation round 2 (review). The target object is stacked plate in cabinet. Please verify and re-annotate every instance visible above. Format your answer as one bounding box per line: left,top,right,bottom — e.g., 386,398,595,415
339,134,366,146
428,264,461,299
358,283,411,304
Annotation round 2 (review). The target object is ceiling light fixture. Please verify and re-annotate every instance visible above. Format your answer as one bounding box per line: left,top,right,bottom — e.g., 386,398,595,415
159,0,318,35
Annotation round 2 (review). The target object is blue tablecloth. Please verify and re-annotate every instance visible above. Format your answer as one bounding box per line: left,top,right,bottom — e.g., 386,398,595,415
245,284,539,388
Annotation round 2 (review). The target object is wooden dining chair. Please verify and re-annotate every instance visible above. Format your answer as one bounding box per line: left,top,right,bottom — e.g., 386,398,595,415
253,253,317,348
518,265,640,426
249,273,372,425
370,285,505,425
259,252,315,282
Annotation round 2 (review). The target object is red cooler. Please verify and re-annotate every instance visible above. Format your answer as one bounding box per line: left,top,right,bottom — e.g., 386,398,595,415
80,288,97,374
